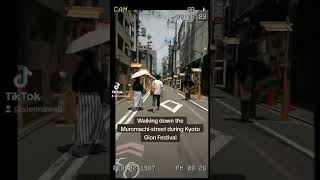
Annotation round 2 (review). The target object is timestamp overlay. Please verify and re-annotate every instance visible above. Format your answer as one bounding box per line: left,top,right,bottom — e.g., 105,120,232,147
114,9,209,178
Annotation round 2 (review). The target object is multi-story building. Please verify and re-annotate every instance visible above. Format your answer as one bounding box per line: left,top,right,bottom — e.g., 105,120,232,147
115,10,137,92
177,10,209,94
150,50,157,73
17,0,109,128
17,0,67,129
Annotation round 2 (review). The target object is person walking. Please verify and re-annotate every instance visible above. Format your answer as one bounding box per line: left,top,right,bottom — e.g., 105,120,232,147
152,75,163,112
237,43,256,123
132,77,143,111
238,59,254,123
68,50,108,157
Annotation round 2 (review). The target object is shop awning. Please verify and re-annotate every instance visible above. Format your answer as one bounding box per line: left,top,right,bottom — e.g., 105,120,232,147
131,63,143,68
66,6,104,19
260,21,293,32
191,68,202,72
223,37,240,45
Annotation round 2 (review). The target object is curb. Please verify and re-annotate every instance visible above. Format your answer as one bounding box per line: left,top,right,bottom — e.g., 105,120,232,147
253,121,314,159
18,113,59,141
258,103,314,126
214,98,315,160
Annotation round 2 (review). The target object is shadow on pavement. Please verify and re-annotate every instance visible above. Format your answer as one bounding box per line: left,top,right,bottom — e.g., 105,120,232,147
212,96,225,99
57,144,73,153
223,117,244,123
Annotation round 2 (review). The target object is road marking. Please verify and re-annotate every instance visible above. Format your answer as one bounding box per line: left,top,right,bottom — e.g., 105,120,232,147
58,156,88,180
160,100,183,113
116,112,137,141
116,91,150,141
214,98,240,114
238,131,301,180
117,142,144,152
116,91,150,129
116,110,132,129
184,100,206,122
253,122,314,159
210,129,233,158
177,93,208,111
214,98,315,159
37,153,73,180
116,149,144,158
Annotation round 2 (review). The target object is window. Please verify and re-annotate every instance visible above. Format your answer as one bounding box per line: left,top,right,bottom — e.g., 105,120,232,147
125,20,130,35
118,34,124,51
125,43,129,56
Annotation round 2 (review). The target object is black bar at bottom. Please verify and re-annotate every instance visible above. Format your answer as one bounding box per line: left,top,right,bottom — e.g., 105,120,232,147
211,174,246,180
76,174,110,180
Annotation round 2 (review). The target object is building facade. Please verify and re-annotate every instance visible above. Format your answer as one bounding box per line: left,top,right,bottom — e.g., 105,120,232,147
115,11,137,92
150,50,157,73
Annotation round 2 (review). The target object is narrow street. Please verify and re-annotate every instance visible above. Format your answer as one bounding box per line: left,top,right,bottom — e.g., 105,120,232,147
210,88,314,180
115,85,208,178
18,107,111,180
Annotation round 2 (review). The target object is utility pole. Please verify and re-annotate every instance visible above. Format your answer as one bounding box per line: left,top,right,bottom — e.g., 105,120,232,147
147,34,152,72
136,12,140,63
174,21,177,75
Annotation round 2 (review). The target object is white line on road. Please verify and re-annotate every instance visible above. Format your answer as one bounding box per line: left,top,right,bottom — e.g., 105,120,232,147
238,130,301,180
116,110,132,128
214,98,240,114
183,100,206,122
176,93,208,112
253,122,315,159
210,128,233,158
116,91,151,141
37,153,73,180
214,98,315,159
58,92,149,180
116,91,150,129
58,156,88,180
38,94,137,180
160,100,183,113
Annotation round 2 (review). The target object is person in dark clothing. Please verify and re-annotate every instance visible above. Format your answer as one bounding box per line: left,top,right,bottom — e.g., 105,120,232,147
132,77,143,111
67,50,108,157
237,45,255,122
184,79,194,100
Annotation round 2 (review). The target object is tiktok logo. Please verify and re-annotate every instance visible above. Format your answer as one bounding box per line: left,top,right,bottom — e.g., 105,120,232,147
114,82,120,90
13,65,32,89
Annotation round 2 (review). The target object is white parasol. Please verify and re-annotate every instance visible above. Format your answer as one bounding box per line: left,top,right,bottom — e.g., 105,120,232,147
66,23,110,54
131,69,150,79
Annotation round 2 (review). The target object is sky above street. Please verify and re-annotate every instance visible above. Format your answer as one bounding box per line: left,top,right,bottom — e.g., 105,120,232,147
138,10,199,74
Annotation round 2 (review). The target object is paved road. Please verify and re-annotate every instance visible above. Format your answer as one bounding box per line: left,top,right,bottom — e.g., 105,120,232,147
210,91,314,180
115,86,209,178
18,108,110,180
18,87,314,180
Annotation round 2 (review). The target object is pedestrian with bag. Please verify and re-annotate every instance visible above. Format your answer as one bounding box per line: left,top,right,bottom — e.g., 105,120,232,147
151,75,163,112
65,50,108,157
132,77,143,111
